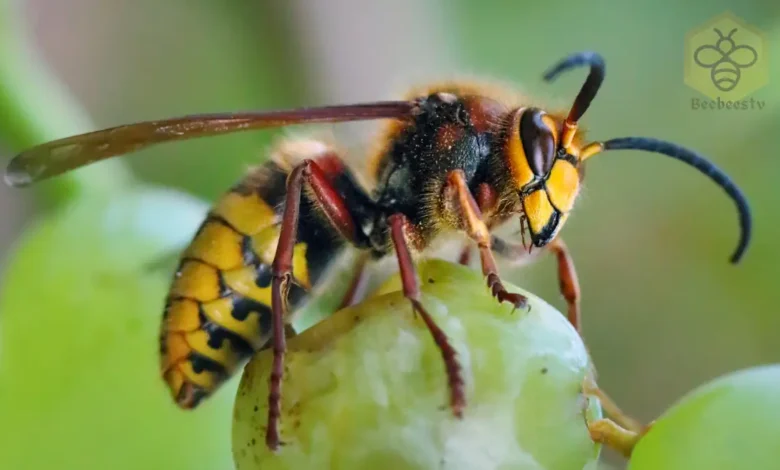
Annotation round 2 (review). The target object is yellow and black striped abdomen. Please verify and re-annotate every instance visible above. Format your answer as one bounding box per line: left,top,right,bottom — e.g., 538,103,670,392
160,158,345,408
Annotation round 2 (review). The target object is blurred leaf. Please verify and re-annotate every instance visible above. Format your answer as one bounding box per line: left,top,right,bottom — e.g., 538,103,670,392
83,1,304,201
0,186,242,470
0,0,132,208
0,2,241,467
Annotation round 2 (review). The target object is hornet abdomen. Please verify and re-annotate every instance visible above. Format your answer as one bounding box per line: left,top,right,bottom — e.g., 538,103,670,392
160,142,352,408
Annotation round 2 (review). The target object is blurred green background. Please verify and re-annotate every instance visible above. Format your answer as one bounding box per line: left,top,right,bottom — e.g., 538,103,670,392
0,1,777,469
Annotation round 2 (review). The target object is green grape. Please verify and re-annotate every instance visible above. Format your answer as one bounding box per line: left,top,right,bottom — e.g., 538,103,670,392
233,259,603,470
628,364,780,470
0,186,237,470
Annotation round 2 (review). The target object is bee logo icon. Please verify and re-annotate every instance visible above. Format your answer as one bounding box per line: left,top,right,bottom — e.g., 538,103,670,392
693,28,758,92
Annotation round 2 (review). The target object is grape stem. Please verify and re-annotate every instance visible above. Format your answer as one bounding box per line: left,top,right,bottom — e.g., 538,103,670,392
588,419,641,458
582,374,653,458
582,374,643,432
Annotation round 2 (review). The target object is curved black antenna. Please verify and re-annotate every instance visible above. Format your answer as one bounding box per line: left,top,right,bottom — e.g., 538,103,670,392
602,137,751,264
543,51,606,125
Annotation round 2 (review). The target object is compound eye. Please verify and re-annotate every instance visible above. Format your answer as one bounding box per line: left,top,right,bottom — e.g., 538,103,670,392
519,110,556,176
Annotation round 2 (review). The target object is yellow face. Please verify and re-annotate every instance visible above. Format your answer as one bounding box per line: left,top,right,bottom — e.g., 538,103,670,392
505,108,582,247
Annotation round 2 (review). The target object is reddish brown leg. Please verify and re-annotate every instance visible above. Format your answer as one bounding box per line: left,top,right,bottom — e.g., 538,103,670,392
269,159,359,450
491,235,581,332
443,171,528,310
388,213,466,417
457,245,472,266
337,254,371,309
548,239,581,332
457,182,501,268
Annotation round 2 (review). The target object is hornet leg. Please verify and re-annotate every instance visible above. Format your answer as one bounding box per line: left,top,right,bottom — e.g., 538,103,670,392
388,213,466,417
490,236,581,332
269,157,361,450
457,246,472,266
443,170,529,311
337,253,372,309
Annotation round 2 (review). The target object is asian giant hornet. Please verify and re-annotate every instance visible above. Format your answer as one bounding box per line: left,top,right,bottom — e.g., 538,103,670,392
4,51,752,451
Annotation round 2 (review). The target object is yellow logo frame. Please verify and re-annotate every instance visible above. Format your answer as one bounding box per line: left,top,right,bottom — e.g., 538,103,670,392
684,11,769,102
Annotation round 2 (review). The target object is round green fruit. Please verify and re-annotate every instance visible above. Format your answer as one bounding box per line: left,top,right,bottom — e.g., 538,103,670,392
628,364,780,470
0,187,236,470
232,259,603,470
